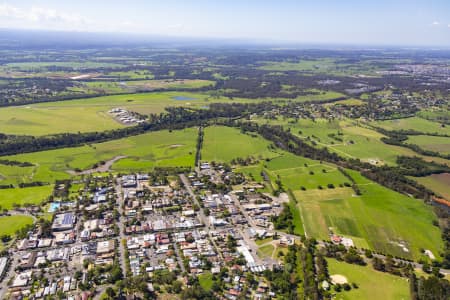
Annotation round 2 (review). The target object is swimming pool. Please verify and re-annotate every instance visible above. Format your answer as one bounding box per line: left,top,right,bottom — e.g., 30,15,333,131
48,202,61,213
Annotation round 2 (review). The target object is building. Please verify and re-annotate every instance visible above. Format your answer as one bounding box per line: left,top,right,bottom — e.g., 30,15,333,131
96,240,115,255
0,257,8,278
11,271,33,288
52,213,76,231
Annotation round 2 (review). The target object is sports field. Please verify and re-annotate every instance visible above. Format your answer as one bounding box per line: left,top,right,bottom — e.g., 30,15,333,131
294,170,443,259
0,215,35,236
0,185,53,209
0,128,197,185
327,259,410,300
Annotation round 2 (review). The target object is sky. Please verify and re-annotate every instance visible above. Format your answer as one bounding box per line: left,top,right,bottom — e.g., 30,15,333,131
0,0,450,46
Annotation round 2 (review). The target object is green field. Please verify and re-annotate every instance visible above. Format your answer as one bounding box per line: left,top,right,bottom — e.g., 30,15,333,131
0,128,197,185
71,79,215,95
0,91,355,137
201,126,280,162
258,59,339,72
253,117,450,166
257,244,275,258
124,79,215,89
0,104,124,136
413,173,450,200
265,153,349,190
327,259,410,300
416,109,450,124
0,215,35,236
0,92,272,136
104,70,155,80
0,185,53,209
406,135,450,155
5,61,125,70
373,117,450,135
0,164,36,184
258,58,382,76
292,90,346,103
294,170,443,259
198,272,214,291
235,151,350,191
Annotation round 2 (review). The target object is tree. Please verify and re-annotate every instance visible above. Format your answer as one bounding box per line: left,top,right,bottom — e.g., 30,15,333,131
372,257,385,272
105,287,116,299
172,280,183,293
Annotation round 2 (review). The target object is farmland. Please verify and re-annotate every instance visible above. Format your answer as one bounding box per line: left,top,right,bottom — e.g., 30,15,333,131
327,259,410,300
72,79,215,95
373,117,450,135
292,90,346,102
0,104,124,136
236,152,424,247
201,126,280,163
258,58,382,76
0,91,278,136
414,173,450,200
406,135,450,155
124,79,214,90
264,153,349,190
294,170,443,259
0,92,207,135
0,128,197,185
4,61,126,71
0,89,355,136
253,117,430,165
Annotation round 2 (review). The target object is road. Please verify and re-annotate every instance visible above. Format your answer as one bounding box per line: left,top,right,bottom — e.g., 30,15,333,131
0,253,19,299
229,193,256,228
179,174,223,260
114,178,128,278
173,241,186,273
67,156,127,175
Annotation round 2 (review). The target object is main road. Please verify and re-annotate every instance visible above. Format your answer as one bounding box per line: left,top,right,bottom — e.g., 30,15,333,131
179,174,223,260
114,178,128,278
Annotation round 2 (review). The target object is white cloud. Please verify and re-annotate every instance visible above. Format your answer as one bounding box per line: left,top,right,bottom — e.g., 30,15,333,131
0,2,90,30
431,21,440,26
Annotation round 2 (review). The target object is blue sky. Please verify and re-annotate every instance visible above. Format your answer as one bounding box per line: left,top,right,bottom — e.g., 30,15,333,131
0,0,450,46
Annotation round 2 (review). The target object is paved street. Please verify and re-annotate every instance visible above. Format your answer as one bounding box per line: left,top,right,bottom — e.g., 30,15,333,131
179,174,223,260
114,179,128,278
